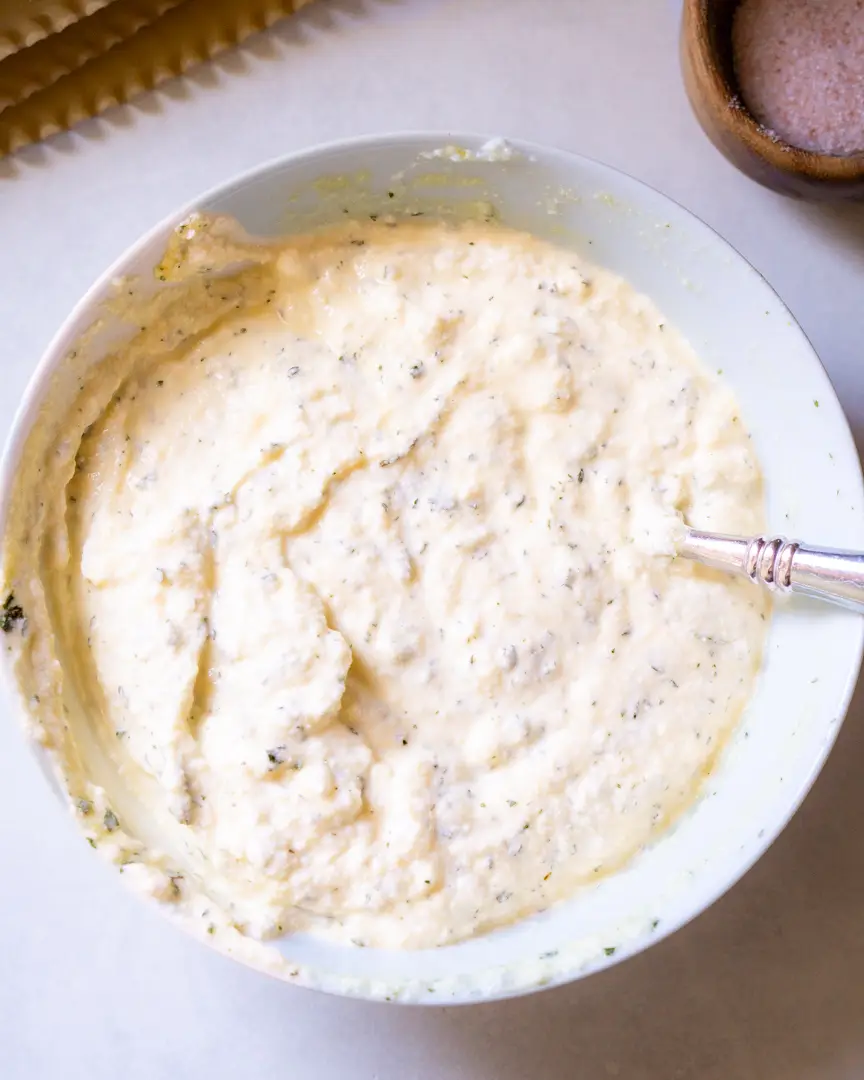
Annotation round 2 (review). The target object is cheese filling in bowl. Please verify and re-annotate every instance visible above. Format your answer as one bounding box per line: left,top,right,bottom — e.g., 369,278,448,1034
1,136,861,1001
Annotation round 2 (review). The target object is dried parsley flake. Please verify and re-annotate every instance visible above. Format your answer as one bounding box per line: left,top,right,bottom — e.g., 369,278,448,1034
1,593,25,633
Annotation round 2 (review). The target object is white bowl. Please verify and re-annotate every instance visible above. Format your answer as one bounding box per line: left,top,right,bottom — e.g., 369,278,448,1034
2,134,862,1004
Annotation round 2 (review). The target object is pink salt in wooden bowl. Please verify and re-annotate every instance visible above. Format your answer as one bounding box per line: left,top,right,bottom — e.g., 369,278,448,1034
681,0,864,201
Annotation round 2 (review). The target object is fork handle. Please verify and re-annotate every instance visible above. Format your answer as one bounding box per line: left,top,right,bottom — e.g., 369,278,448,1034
680,529,864,615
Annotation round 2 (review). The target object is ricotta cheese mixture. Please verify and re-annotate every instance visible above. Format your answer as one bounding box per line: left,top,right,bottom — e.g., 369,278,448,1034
3,215,768,953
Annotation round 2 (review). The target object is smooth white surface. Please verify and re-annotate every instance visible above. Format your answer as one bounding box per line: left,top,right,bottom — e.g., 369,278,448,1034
3,0,864,1074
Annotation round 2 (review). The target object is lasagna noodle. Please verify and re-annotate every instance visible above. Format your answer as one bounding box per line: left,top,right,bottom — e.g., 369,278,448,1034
0,0,314,154
0,0,118,61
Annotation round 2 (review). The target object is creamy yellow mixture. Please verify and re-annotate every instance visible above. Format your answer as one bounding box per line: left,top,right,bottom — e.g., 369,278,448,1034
2,216,768,951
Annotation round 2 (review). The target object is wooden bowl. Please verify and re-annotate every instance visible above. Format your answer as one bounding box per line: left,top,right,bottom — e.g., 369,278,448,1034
681,0,864,201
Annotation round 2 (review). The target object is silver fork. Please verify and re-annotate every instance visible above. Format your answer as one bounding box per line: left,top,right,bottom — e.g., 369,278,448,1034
680,530,864,614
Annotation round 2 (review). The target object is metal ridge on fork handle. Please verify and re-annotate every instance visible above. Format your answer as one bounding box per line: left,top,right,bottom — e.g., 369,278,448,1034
681,529,864,615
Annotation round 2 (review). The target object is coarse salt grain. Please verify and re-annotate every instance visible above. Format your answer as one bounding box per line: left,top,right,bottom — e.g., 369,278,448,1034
733,0,864,156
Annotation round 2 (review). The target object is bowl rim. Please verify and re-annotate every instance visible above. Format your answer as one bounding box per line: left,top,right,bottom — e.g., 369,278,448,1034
1,130,862,1005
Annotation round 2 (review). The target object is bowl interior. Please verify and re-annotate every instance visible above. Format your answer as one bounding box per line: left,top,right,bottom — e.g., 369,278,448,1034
5,134,863,1003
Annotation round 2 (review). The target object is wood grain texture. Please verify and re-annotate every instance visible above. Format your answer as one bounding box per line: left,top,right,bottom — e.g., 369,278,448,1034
681,0,864,201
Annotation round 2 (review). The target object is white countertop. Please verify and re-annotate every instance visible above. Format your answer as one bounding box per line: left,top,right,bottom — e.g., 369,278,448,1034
3,2,864,1077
